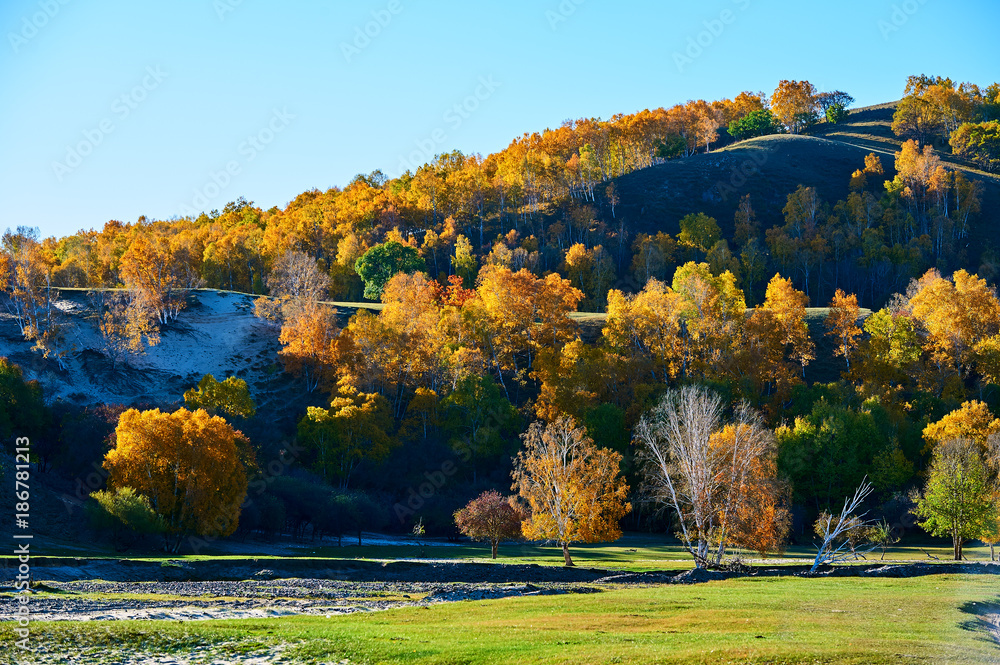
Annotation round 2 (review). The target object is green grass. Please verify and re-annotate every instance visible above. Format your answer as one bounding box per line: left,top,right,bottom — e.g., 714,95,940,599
3,575,997,664
4,531,997,572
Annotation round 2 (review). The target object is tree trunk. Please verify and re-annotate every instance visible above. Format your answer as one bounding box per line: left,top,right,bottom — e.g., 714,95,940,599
562,542,574,567
491,540,498,559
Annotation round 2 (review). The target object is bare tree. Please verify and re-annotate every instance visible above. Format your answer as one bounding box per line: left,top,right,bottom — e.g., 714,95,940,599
256,250,331,322
268,250,331,302
810,479,875,573
635,385,787,569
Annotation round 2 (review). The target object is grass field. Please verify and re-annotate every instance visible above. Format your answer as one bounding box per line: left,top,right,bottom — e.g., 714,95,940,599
3,575,997,664
5,531,996,571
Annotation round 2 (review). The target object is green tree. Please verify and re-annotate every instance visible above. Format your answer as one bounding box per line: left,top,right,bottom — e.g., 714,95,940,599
915,438,996,560
677,213,721,252
87,487,165,550
183,374,256,419
298,385,395,488
777,401,902,511
826,103,849,124
727,109,781,140
442,375,519,483
354,240,426,300
0,357,45,458
950,121,1000,172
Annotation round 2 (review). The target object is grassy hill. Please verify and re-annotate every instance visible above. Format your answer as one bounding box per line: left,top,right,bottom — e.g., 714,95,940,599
612,102,1000,265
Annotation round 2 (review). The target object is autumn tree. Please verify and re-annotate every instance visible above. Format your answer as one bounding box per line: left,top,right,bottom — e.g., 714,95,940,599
454,490,526,559
0,226,70,366
671,262,746,382
950,121,1000,172
183,374,256,419
855,308,921,391
298,383,396,488
603,279,685,383
771,80,819,134
635,386,789,568
278,300,340,392
511,416,630,566
825,289,862,369
91,290,160,370
755,274,815,377
119,231,195,325
914,438,996,560
908,269,1000,393
677,213,721,252
923,401,1000,466
463,265,582,392
103,407,255,552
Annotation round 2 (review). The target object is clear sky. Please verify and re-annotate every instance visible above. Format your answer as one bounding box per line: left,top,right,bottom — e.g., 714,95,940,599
2,0,997,238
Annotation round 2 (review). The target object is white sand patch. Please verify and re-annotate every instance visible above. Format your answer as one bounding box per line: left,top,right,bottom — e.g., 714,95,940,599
0,290,282,407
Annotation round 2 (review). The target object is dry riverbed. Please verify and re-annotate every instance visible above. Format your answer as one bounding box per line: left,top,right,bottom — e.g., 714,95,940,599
0,578,597,622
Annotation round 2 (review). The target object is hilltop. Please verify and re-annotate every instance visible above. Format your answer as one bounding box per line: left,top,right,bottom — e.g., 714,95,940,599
613,103,1000,255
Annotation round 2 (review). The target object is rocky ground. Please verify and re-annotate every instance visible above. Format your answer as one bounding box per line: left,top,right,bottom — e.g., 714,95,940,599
2,559,999,664
0,578,598,622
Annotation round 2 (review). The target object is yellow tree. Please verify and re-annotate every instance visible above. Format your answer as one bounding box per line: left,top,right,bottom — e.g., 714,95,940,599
92,291,160,370
603,280,685,383
183,374,256,419
923,401,1000,464
759,274,814,375
771,80,818,134
909,269,1000,393
0,227,69,366
119,231,191,324
825,289,862,369
298,383,396,488
671,262,745,382
278,301,340,393
512,416,630,566
103,408,254,552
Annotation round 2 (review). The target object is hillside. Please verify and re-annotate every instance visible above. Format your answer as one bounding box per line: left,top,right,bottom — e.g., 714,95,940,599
612,102,1000,263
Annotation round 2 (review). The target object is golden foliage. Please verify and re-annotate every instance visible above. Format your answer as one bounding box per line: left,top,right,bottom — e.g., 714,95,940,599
103,408,253,551
512,416,630,566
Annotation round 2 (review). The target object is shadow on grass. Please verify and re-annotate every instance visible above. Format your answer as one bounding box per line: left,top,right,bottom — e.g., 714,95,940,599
956,597,1000,650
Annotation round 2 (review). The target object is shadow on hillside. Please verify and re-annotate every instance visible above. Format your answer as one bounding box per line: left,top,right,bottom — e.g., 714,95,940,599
79,349,180,395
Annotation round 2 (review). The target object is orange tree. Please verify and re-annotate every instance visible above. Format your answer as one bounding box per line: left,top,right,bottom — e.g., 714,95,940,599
103,407,255,552
511,415,630,566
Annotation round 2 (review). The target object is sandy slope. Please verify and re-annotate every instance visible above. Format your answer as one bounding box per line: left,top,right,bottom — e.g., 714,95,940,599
0,290,283,407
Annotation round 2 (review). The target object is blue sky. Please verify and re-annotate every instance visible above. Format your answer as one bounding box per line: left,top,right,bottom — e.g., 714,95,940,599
1,0,997,238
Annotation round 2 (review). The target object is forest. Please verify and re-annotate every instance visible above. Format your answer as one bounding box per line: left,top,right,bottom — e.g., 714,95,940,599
3,73,1000,562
